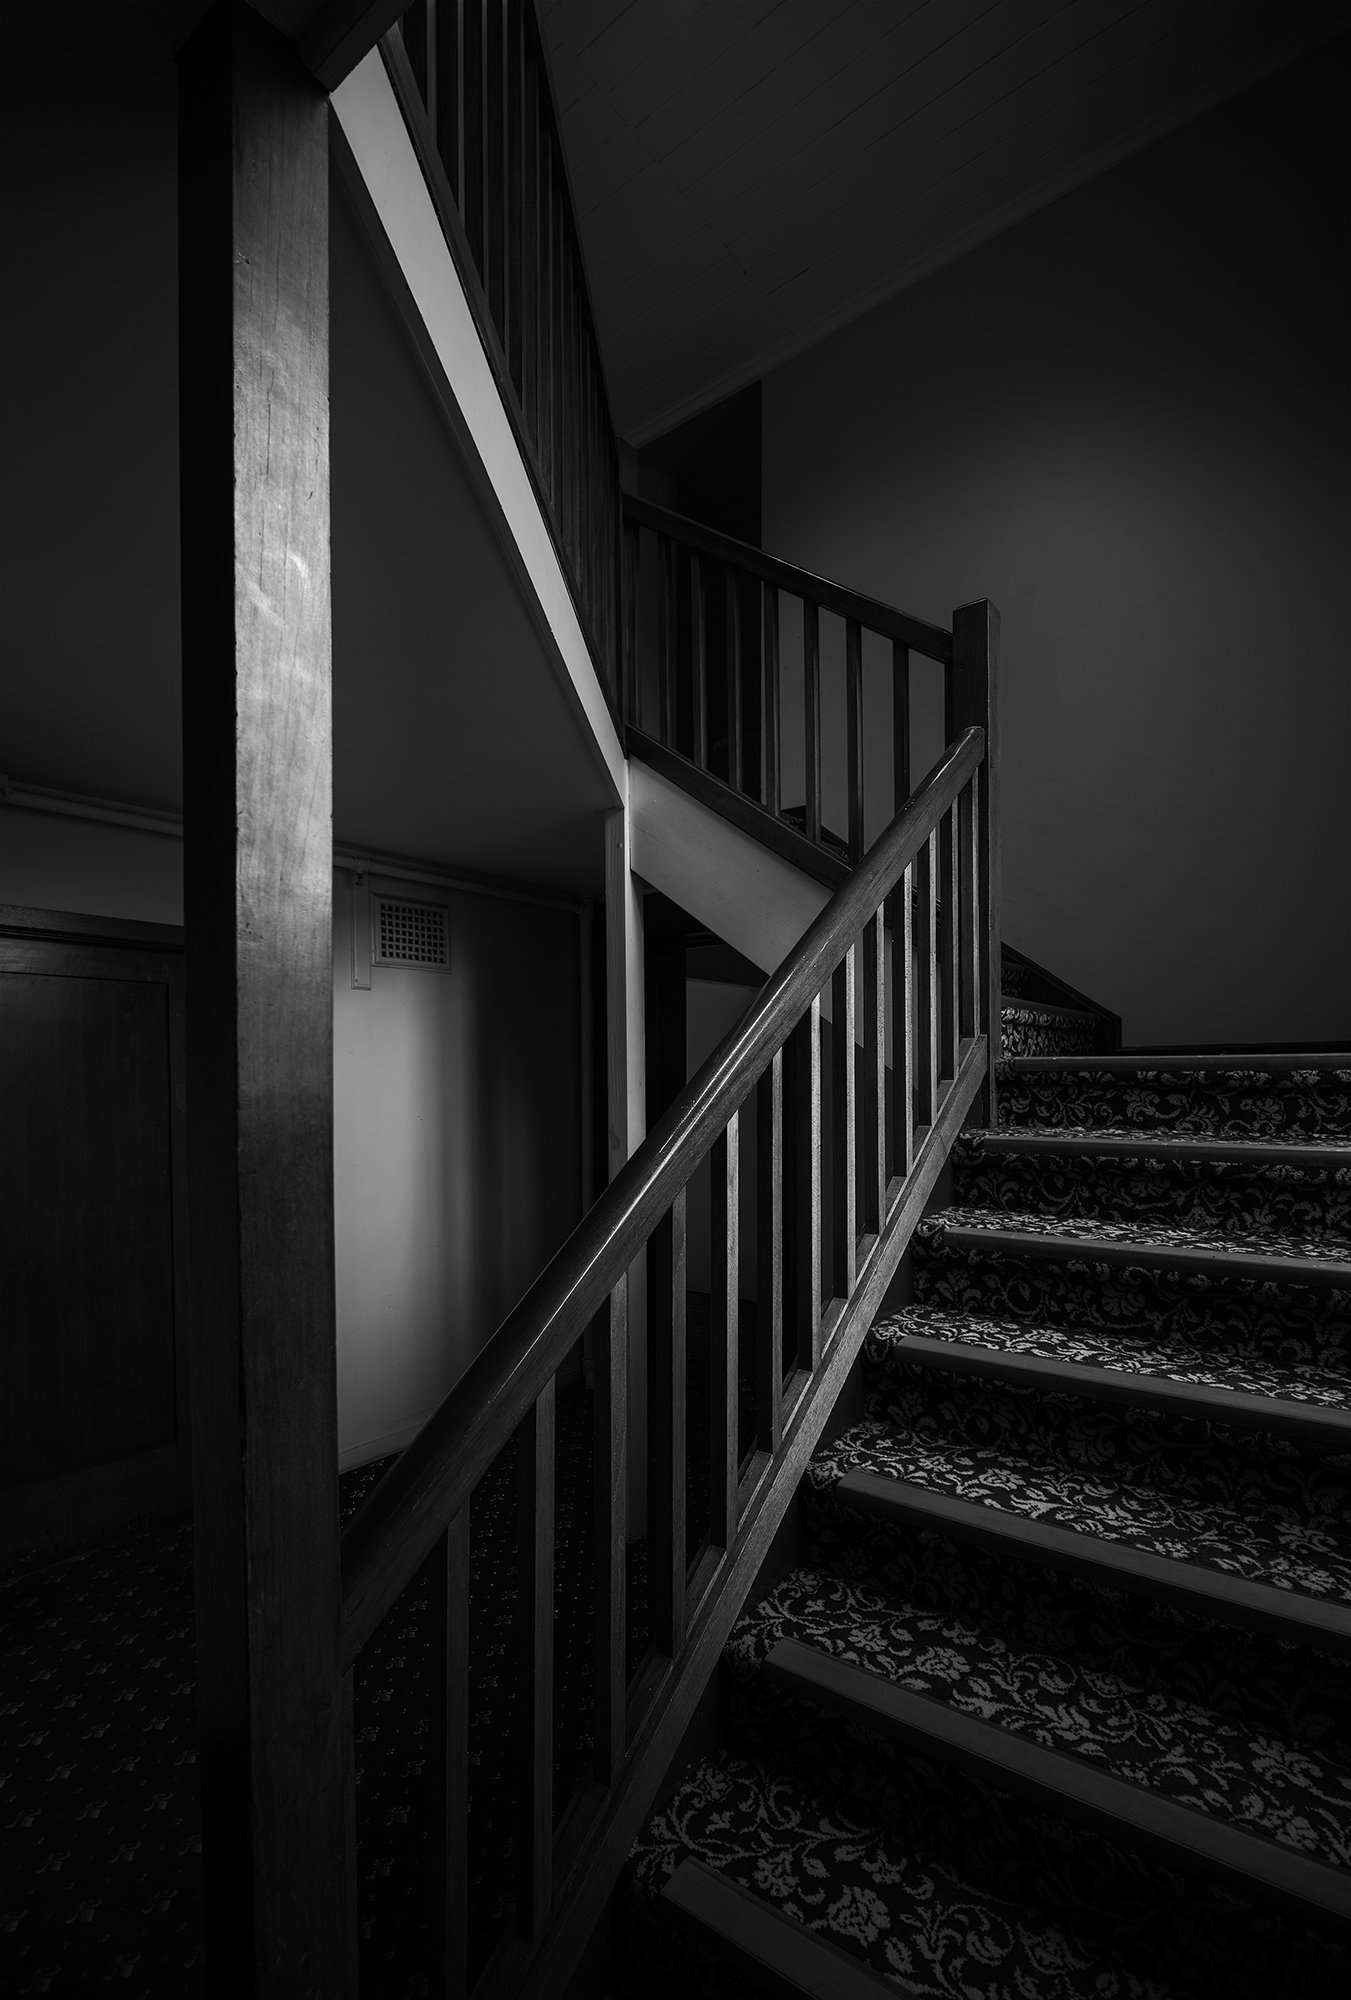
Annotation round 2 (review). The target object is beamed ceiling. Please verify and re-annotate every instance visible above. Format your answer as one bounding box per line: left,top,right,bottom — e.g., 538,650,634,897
538,0,1345,444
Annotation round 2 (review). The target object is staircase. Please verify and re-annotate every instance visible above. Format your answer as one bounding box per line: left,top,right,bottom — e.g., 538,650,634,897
618,1043,1351,1997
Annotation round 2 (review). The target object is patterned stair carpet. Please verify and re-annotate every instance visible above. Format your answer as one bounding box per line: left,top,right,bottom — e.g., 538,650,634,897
621,1056,1351,1998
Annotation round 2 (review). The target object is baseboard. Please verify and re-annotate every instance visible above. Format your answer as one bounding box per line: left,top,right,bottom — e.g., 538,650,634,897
0,1444,181,1576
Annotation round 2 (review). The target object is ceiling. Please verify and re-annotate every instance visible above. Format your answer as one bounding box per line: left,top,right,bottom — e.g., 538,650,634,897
539,0,1345,443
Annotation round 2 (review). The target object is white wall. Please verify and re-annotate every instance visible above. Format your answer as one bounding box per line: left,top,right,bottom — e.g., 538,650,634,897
0,808,182,926
761,45,1350,1047
333,869,582,1465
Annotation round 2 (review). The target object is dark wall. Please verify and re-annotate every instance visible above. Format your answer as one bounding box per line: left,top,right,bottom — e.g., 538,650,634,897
762,43,1350,1046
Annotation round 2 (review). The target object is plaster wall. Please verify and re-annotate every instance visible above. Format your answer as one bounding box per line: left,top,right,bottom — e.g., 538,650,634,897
762,45,1350,1046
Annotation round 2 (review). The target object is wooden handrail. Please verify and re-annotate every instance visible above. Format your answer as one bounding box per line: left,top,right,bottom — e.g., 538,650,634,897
624,496,953,663
339,724,984,1664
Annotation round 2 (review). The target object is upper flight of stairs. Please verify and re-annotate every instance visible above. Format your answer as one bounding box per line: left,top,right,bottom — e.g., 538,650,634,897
617,1042,1351,1999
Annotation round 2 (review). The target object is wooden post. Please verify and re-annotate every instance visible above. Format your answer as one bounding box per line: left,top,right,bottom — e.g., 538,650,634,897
948,601,1000,1127
178,8,348,1992
605,804,647,1534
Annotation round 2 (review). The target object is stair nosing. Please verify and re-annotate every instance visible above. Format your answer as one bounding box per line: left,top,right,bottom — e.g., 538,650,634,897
834,1471,1351,1653
1006,1053,1349,1074
887,1333,1351,1444
972,1133,1351,1168
662,1857,918,1999
930,1219,1351,1288
764,1638,1351,1926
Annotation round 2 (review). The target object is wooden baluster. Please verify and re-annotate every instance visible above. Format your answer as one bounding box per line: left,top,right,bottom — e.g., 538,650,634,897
756,1051,783,1454
518,12,537,443
552,177,565,523
762,584,780,818
516,1377,554,1940
659,536,677,744
461,0,484,275
916,831,939,1130
649,1191,687,1654
939,804,958,1083
710,1117,740,1547
804,601,821,844
535,130,552,496
593,1278,627,1783
961,777,981,1042
485,0,505,339
504,0,523,395
726,570,743,792
846,618,864,862
860,909,886,1234
402,0,429,116
831,945,857,1300
691,554,708,769
889,868,914,1177
893,640,911,814
949,601,1001,1124
427,1505,471,1999
435,0,461,207
790,996,823,1369
622,514,639,725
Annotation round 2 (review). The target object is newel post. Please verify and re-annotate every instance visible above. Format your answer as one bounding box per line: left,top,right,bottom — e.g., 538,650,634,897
178,6,350,1992
948,601,1001,1128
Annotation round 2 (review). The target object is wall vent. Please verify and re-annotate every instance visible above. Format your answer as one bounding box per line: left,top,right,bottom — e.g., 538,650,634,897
371,895,451,971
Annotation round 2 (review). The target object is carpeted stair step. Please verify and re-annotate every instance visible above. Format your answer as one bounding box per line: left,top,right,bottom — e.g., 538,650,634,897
998,1055,1351,1141
829,1471,1351,1654
621,1740,1270,2000
870,1305,1351,1449
952,1130,1351,1240
762,1640,1351,1927
806,1375,1351,1607
912,1206,1351,1355
660,1858,916,1997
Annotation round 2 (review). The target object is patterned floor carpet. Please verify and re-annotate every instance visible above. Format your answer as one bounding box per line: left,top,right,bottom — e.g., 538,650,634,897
621,1055,1351,1998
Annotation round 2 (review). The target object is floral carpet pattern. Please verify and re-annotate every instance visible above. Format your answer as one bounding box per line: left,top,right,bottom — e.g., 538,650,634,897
621,1051,1351,1997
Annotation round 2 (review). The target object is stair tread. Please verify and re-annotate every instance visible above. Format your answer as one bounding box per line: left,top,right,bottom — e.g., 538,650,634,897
763,1640,1351,1924
626,1747,1242,2000
922,1203,1351,1271
662,1858,916,1998
809,1406,1351,1605
868,1305,1351,1415
727,1562,1351,1870
1006,1055,1351,1074
969,1129,1351,1165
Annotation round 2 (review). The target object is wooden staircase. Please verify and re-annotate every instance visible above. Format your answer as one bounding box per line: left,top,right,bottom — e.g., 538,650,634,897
616,1047,1351,1997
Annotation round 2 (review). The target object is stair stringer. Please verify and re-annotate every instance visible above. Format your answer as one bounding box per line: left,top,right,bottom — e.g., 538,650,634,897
628,756,829,979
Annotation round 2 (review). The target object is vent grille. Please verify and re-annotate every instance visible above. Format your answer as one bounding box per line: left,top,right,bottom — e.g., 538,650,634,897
372,896,450,970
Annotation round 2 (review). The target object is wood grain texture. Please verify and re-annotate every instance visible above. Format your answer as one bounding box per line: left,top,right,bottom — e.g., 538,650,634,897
710,1117,741,1548
517,1380,556,1939
949,600,1000,1124
791,997,824,1371
831,947,857,1300
756,1052,785,1455
177,7,346,1990
427,1507,471,1999
861,911,887,1236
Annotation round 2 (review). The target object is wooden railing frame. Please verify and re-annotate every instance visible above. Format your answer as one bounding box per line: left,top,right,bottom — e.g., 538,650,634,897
339,724,992,1995
379,2,623,720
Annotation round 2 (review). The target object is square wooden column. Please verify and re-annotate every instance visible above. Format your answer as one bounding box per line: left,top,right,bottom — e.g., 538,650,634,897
178,6,349,1991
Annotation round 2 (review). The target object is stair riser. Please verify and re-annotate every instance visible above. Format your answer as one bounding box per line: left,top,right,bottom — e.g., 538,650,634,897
912,1240,1351,1365
1000,1006,1114,1061
998,1068,1351,1140
952,1150,1351,1241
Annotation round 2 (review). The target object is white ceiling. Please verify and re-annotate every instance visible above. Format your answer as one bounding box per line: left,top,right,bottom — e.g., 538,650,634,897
540,0,1346,443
